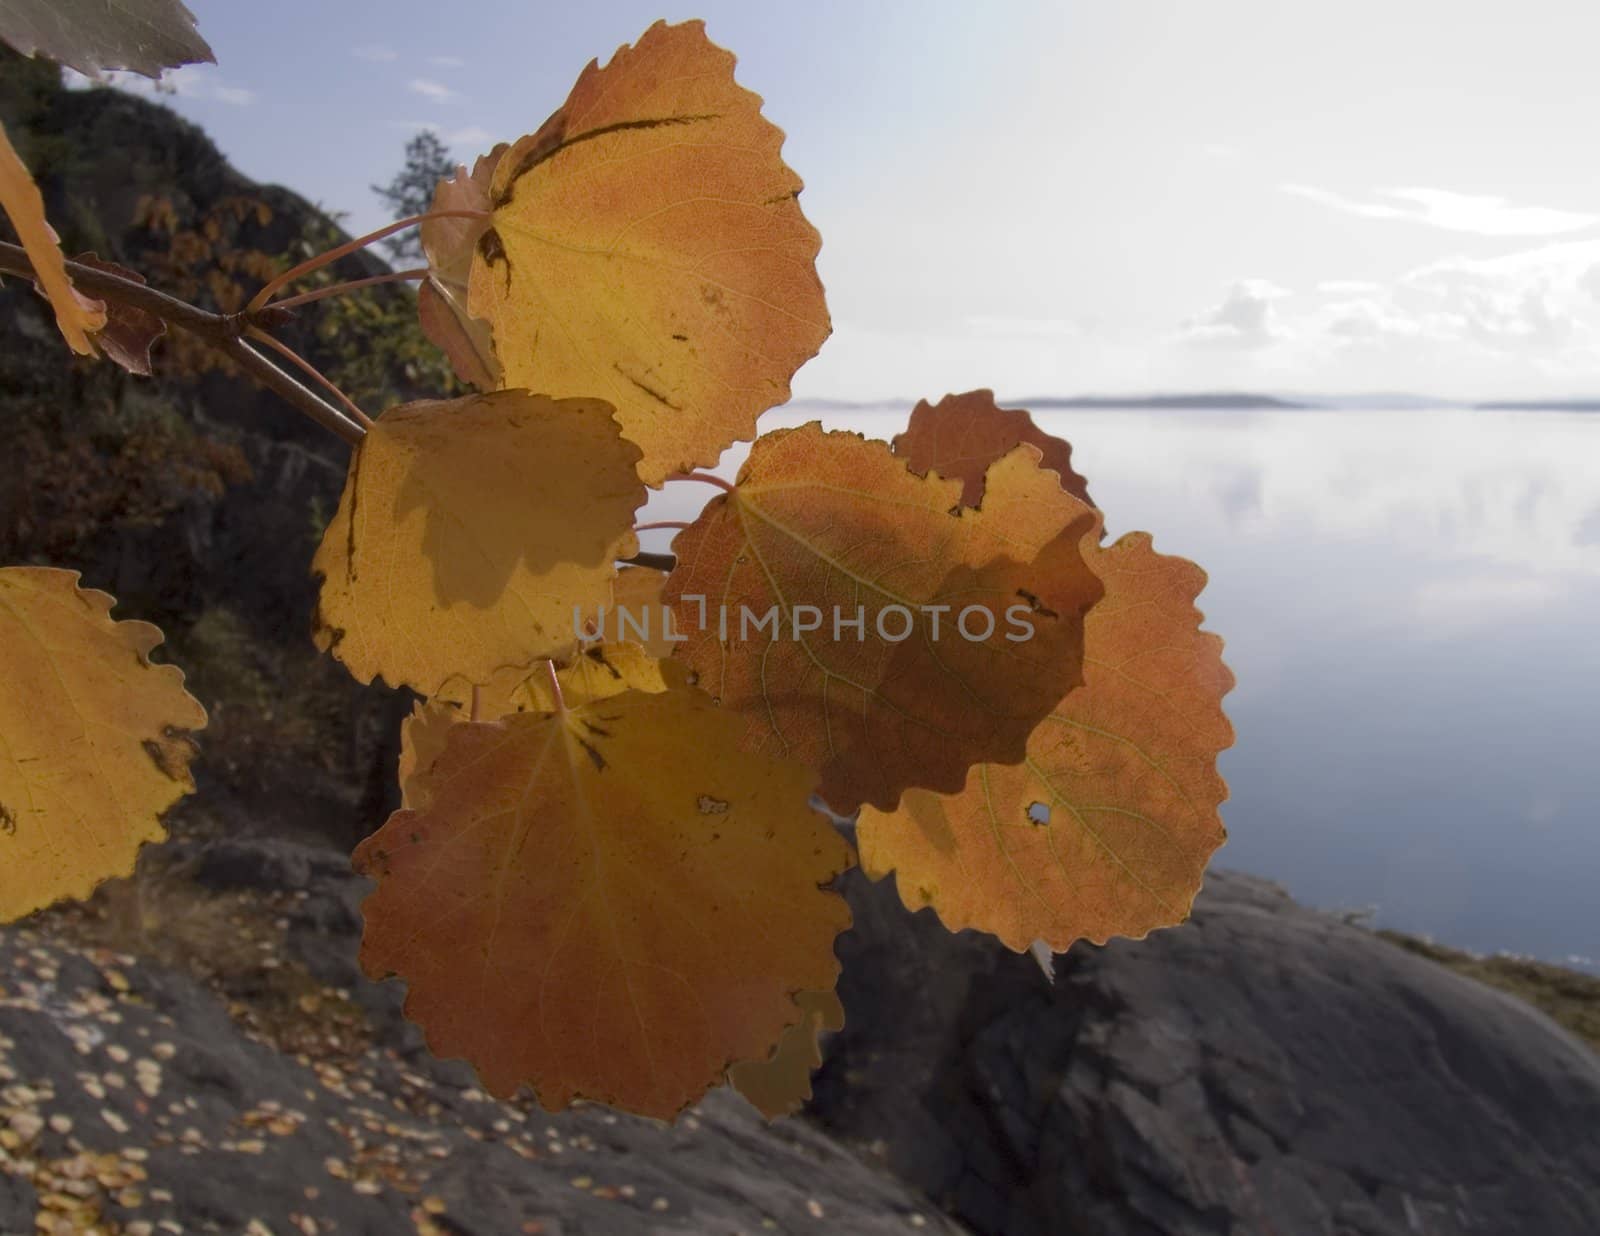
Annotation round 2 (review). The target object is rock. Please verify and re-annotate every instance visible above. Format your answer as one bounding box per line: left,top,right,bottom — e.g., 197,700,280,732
0,839,963,1236
811,868,1600,1235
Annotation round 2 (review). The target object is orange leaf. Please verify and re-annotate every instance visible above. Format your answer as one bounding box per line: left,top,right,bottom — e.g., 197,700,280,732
397,644,687,809
355,678,852,1120
0,120,105,354
310,390,644,695
419,148,505,390
857,532,1234,951
663,423,1103,814
468,20,829,485
893,389,1094,510
727,988,845,1120
0,568,205,920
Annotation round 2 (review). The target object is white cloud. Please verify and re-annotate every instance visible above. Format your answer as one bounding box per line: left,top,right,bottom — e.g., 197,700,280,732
394,120,496,150
408,78,459,103
965,315,1085,339
1282,184,1597,237
1177,279,1290,349
353,45,398,62
1316,279,1382,295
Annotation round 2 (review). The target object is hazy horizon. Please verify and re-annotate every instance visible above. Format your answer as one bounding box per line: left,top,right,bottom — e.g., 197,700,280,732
65,0,1600,404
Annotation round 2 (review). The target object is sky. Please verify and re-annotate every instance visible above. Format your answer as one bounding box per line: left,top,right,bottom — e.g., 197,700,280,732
66,0,1600,400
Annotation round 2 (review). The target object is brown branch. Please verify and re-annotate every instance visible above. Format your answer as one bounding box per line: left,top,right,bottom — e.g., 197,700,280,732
0,239,366,446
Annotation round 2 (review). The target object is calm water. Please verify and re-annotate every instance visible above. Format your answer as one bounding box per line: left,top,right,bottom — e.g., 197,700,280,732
638,405,1600,971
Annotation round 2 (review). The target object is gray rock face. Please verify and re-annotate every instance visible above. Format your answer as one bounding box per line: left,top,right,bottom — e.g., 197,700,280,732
811,869,1600,1236
0,845,962,1236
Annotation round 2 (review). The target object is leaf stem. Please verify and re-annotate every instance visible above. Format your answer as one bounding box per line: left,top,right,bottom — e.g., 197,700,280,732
665,470,735,493
244,210,489,313
542,659,566,715
270,268,429,311
470,685,482,723
246,327,376,431
634,520,692,533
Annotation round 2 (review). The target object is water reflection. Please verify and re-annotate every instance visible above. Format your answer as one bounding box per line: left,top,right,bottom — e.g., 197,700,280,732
639,405,1599,970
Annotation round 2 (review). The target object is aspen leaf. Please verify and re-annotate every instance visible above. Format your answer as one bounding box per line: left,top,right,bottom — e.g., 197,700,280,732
419,148,506,390
397,644,687,809
354,683,852,1120
601,565,678,657
857,531,1234,951
0,567,205,921
468,19,829,485
727,988,845,1120
893,389,1094,510
0,0,213,79
663,423,1104,814
311,390,645,695
0,120,105,354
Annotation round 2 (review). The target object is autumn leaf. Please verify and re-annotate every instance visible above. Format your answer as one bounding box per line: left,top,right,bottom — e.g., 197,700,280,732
311,390,645,695
72,253,165,375
419,148,506,390
600,565,679,657
857,531,1233,951
0,120,106,354
727,988,845,1120
355,680,852,1120
397,644,687,809
468,19,829,485
0,567,205,921
893,389,1093,510
663,423,1103,814
0,0,213,79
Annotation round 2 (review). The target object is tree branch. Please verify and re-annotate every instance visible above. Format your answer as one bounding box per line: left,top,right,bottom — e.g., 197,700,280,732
0,239,366,446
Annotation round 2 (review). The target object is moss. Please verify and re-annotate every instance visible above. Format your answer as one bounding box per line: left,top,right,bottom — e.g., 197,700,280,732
1379,930,1600,1054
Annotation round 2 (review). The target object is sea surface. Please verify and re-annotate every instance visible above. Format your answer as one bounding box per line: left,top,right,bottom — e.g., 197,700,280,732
638,403,1600,971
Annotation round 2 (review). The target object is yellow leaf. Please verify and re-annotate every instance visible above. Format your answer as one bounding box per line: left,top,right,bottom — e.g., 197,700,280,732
600,565,678,658
728,989,845,1120
419,148,506,390
663,423,1103,814
0,120,106,355
310,390,645,695
468,20,829,485
355,683,852,1120
397,644,687,809
857,532,1234,951
0,568,205,921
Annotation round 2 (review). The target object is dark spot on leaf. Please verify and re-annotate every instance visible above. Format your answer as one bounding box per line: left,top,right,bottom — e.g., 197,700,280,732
497,113,722,208
0,803,14,836
576,737,607,772
671,333,688,342
697,795,729,815
1015,588,1059,619
614,363,682,411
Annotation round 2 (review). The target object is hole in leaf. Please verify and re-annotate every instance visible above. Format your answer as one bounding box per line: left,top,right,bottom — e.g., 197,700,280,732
1026,801,1051,826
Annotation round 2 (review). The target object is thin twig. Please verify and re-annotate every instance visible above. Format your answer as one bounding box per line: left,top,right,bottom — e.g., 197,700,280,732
244,209,489,313
634,520,692,533
271,267,429,311
218,338,366,446
246,327,376,431
665,470,735,493
0,240,366,445
621,551,676,572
